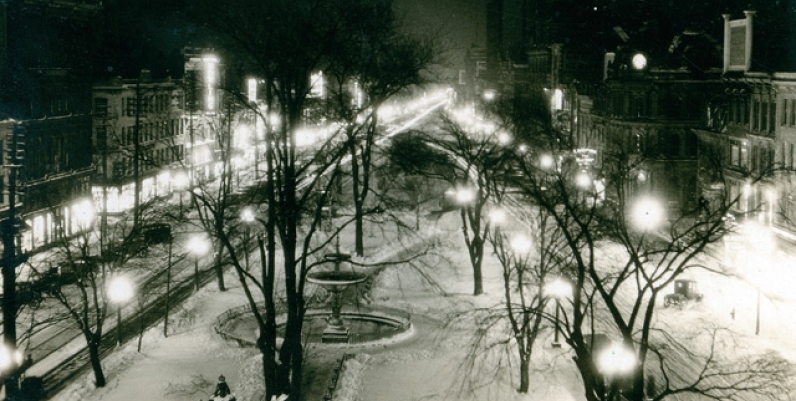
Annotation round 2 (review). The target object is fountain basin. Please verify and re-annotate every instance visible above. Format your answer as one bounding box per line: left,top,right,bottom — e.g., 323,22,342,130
306,271,368,287
215,304,413,347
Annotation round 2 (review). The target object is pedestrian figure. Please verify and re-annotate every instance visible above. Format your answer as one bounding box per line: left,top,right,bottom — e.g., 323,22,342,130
730,308,736,321
213,375,235,401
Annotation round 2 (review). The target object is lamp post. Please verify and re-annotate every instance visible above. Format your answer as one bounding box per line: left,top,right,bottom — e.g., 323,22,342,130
575,169,592,190
509,234,532,255
0,343,27,396
545,278,572,348
488,207,507,226
743,221,774,335
187,235,210,291
108,276,134,347
537,153,555,191
598,342,637,401
241,207,255,269
173,171,189,212
631,197,663,231
454,187,476,205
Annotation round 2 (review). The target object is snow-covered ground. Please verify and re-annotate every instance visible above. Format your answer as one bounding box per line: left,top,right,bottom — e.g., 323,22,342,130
45,211,796,401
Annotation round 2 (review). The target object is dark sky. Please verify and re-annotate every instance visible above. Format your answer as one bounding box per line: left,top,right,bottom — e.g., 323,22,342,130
98,0,484,79
393,0,486,67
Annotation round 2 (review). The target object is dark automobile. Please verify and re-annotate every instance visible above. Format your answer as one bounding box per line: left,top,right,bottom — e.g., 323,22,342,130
57,257,99,284
664,279,703,308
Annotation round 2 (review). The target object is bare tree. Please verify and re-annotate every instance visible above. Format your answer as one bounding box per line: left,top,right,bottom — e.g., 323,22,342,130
20,198,174,387
186,1,406,399
402,112,512,295
505,125,794,401
323,0,437,256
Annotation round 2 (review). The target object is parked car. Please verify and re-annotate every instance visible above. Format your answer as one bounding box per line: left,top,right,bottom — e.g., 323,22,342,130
57,257,99,284
664,279,703,308
118,223,173,258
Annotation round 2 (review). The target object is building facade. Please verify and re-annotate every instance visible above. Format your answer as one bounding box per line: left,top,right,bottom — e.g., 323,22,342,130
183,48,224,183
92,72,185,216
0,0,101,254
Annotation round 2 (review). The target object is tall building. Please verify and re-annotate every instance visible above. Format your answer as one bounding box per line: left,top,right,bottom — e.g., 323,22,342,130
0,0,102,253
183,48,223,182
91,71,185,217
694,8,796,239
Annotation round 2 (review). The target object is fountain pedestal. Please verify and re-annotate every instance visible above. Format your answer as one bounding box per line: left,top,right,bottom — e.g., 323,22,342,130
307,270,367,343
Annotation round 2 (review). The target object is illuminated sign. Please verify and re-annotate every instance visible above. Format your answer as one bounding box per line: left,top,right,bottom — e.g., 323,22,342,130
247,78,258,103
202,55,219,111
310,71,325,98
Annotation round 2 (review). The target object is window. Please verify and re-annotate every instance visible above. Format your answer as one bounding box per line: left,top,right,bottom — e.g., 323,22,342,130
791,98,796,126
730,140,749,168
113,160,125,178
476,61,486,77
96,126,107,150
126,97,137,116
767,100,775,134
751,99,759,131
139,96,150,114
783,99,789,126
94,98,108,117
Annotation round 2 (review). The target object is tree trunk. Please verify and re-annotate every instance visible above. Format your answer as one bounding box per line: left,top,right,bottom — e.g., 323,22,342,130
215,245,226,292
88,337,106,387
571,345,605,401
518,353,531,393
258,346,279,400
472,257,483,295
350,140,365,256
460,208,485,295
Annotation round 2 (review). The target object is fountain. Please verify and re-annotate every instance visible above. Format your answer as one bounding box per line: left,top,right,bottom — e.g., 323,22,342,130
215,239,412,347
306,241,368,343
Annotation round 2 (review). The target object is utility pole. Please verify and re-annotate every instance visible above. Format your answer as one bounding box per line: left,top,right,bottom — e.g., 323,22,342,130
133,77,142,228
186,70,196,191
2,127,28,399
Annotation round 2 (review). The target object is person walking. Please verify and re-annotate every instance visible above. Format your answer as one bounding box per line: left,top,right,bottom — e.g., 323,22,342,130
213,375,234,401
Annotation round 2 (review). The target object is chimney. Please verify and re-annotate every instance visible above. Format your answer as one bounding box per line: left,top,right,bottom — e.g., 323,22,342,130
723,10,755,73
743,10,755,72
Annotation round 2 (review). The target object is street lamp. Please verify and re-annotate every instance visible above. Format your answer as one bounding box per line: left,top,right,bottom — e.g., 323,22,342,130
73,199,96,232
497,131,512,145
575,170,592,190
173,171,189,211
488,208,507,226
742,221,774,335
631,197,663,231
509,234,532,255
545,278,572,348
241,207,256,269
187,235,210,291
108,276,134,347
0,342,27,396
454,187,476,205
597,342,637,400
539,154,554,170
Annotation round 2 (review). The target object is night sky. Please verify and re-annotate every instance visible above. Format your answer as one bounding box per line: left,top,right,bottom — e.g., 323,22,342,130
393,0,486,65
97,0,484,80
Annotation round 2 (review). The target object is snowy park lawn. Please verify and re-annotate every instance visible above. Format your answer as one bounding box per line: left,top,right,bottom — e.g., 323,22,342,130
49,212,796,401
